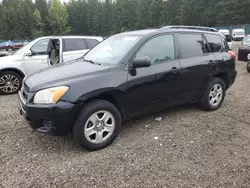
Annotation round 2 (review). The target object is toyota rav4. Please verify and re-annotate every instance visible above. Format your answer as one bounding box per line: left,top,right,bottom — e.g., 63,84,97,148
18,26,237,151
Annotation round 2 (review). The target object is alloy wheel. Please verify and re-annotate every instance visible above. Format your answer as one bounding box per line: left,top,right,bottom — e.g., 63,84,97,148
209,84,223,107
84,110,115,144
0,74,20,93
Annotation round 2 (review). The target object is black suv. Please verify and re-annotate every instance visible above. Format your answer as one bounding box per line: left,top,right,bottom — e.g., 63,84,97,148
18,26,237,151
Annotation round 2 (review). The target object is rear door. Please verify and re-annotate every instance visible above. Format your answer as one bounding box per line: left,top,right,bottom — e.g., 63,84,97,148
177,32,217,101
62,38,88,62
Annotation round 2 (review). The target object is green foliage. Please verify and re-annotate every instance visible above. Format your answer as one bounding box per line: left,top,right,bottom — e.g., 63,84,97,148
32,8,44,38
0,0,250,40
48,0,71,34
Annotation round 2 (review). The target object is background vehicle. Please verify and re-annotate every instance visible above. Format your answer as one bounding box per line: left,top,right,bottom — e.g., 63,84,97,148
232,28,246,41
0,35,103,95
238,36,250,62
218,30,233,50
18,26,237,151
219,29,230,35
247,54,250,73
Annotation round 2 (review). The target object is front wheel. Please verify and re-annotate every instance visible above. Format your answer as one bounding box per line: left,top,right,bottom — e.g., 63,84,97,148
0,71,22,95
73,100,122,151
199,77,226,111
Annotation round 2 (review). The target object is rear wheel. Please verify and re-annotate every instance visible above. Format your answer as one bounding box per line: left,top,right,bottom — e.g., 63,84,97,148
0,71,22,95
73,100,122,151
247,62,250,73
199,77,226,111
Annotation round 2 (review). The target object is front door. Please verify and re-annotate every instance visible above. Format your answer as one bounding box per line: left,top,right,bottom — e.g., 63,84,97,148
176,33,217,101
124,34,182,115
24,38,50,74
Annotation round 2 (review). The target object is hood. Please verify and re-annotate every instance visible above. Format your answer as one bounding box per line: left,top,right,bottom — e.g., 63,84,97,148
25,58,110,92
0,54,21,66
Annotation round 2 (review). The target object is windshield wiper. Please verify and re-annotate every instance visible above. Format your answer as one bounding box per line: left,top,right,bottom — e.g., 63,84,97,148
83,57,101,65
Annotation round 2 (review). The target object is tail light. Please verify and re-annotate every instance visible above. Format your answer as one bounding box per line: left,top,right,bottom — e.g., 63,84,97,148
228,50,236,59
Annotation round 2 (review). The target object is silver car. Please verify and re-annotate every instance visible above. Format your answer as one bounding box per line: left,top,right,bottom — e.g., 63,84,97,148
0,35,103,95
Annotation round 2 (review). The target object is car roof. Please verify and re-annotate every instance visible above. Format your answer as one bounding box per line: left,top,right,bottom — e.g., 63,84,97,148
118,26,222,37
36,35,103,41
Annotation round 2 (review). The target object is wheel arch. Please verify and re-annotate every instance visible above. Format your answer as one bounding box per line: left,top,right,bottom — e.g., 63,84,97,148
0,68,25,79
213,72,229,89
77,90,127,121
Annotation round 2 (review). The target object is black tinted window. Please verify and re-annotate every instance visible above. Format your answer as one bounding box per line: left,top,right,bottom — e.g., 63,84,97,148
136,34,175,64
178,34,207,58
64,39,86,52
204,34,222,52
84,39,99,49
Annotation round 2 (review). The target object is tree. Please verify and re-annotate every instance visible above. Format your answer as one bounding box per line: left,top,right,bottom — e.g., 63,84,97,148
32,8,44,37
48,0,70,34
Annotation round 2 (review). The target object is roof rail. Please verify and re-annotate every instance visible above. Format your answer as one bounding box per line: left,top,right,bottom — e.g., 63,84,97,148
126,25,163,32
160,25,218,32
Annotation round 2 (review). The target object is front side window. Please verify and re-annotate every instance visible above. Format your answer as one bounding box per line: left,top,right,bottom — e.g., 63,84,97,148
84,35,142,65
204,34,222,53
178,33,207,58
30,39,49,55
135,34,175,64
64,39,86,52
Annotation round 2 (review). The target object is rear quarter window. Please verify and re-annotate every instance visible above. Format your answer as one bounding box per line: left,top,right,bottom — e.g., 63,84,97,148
204,34,222,52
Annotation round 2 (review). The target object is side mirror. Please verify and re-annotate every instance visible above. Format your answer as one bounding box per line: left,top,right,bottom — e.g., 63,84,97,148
25,50,33,57
132,56,151,68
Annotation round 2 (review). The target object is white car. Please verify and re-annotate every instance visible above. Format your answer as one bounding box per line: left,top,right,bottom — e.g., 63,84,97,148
232,28,246,41
218,29,230,35
218,29,232,50
0,35,103,95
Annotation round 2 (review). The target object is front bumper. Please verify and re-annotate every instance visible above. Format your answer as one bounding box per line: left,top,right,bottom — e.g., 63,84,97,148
18,91,80,136
233,37,243,41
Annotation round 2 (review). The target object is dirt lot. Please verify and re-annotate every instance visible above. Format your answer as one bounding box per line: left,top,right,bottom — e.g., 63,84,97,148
1,42,250,188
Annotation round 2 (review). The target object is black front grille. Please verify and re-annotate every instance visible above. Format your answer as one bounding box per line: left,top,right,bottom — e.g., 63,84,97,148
22,82,30,100
22,90,28,100
24,83,30,93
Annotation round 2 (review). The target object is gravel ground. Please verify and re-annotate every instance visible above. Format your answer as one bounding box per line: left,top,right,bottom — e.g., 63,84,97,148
1,42,250,188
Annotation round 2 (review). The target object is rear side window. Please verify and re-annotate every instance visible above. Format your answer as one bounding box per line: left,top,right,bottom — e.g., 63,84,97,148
63,39,86,52
84,39,100,49
204,34,222,52
178,33,207,58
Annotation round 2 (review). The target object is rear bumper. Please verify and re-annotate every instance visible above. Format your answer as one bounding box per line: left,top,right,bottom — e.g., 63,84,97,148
228,70,237,88
18,91,80,136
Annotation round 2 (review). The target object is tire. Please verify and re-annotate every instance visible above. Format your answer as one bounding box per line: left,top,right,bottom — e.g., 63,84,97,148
199,77,226,111
247,62,250,73
73,100,122,151
0,71,22,95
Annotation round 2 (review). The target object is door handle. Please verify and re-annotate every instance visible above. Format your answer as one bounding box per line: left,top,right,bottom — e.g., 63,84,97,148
171,67,179,74
208,60,215,67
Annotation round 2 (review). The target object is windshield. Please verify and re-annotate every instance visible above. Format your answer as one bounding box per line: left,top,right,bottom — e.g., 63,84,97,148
243,37,250,45
235,31,245,35
84,35,142,65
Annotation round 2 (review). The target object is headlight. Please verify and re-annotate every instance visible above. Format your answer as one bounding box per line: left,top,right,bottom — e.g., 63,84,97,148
33,86,69,104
